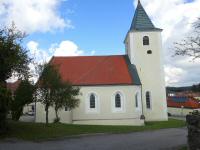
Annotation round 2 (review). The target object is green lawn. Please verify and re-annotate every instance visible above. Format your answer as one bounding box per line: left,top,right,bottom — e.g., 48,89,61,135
1,119,186,141
178,146,187,150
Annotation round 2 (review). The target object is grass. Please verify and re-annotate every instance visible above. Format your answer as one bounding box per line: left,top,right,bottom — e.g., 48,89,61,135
178,146,187,150
1,119,186,141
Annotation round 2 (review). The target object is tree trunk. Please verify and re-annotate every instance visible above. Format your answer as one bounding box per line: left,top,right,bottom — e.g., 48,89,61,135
55,109,58,120
45,105,49,125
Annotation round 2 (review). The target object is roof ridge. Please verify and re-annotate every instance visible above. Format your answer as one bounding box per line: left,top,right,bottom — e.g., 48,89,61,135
53,55,126,58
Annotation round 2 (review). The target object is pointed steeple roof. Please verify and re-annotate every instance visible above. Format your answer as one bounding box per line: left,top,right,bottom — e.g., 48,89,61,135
130,0,162,31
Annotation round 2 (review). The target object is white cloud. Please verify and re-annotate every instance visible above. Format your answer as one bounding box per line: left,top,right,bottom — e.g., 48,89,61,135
0,0,73,33
26,40,85,83
137,0,200,86
27,40,85,63
164,65,186,86
90,50,96,56
27,41,51,63
53,41,84,56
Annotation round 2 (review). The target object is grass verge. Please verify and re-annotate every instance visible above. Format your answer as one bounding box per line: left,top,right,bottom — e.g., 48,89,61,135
178,146,187,150
1,119,186,141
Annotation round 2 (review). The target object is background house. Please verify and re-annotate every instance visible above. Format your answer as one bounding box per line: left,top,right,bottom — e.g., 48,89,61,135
167,96,200,116
7,80,35,116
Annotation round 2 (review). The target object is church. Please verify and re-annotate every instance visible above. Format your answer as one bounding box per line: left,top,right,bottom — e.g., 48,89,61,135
35,1,168,126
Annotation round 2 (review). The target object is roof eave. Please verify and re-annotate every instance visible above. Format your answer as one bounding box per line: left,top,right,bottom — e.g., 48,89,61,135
130,28,163,32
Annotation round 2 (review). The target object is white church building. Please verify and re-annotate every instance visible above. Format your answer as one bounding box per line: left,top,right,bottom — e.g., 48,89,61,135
35,1,168,126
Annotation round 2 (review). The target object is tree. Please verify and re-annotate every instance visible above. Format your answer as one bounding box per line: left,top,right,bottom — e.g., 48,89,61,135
192,83,200,93
0,24,30,84
36,63,61,125
0,24,31,133
174,18,200,59
11,80,35,121
0,86,12,134
53,81,80,123
36,63,80,124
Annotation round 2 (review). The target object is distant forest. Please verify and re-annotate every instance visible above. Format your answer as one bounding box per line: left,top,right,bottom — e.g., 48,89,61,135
166,86,192,92
167,83,200,93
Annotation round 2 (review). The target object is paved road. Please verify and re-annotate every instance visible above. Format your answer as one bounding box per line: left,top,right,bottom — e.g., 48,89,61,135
19,115,35,122
0,128,187,150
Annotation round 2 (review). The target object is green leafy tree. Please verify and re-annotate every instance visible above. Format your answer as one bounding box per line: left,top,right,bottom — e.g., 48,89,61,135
0,24,30,84
192,83,200,93
0,86,12,134
11,80,35,121
53,81,80,123
36,63,80,124
0,24,30,132
36,63,61,125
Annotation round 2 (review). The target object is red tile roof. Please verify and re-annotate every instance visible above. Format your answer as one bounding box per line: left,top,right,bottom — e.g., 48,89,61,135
50,55,136,86
6,80,21,93
167,96,200,109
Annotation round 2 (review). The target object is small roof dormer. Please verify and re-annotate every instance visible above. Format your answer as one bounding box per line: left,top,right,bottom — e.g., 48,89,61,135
130,0,162,31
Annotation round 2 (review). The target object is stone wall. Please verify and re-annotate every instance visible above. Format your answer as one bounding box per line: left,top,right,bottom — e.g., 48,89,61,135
186,111,200,150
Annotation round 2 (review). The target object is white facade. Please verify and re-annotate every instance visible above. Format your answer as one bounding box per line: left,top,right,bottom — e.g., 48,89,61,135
125,31,168,121
36,85,144,126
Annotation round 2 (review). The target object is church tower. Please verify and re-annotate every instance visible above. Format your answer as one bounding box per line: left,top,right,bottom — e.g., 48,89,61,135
125,0,168,121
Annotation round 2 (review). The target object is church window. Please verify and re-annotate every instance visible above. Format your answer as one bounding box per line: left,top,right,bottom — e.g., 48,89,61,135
90,94,96,108
135,93,139,108
147,50,152,54
86,92,99,113
115,93,121,108
112,91,125,113
146,91,151,109
143,36,149,45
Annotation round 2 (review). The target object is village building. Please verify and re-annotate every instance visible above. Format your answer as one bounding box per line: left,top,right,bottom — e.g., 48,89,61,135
7,80,35,116
35,1,168,126
167,96,200,116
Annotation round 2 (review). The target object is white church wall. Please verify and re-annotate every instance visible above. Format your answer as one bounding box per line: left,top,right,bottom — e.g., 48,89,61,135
126,31,168,121
35,103,72,124
35,85,144,126
72,85,144,126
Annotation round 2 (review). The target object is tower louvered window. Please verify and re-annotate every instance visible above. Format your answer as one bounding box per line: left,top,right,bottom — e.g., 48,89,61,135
143,36,149,45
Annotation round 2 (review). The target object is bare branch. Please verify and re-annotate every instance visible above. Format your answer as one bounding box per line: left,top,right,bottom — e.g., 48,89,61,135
173,19,200,60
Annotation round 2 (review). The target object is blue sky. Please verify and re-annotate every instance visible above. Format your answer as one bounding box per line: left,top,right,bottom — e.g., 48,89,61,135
24,0,135,55
1,0,200,86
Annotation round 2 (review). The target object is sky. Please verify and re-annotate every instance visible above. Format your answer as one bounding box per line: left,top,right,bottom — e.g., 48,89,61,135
0,0,200,87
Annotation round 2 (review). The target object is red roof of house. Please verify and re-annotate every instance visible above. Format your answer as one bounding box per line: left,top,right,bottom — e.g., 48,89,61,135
167,96,200,109
6,80,21,93
50,55,140,86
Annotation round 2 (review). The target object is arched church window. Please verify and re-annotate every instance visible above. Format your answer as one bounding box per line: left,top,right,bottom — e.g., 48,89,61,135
143,36,149,45
90,94,96,108
146,91,151,109
115,93,121,108
135,93,139,108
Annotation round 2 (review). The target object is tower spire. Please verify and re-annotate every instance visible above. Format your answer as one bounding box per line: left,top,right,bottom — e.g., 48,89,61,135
130,0,161,31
